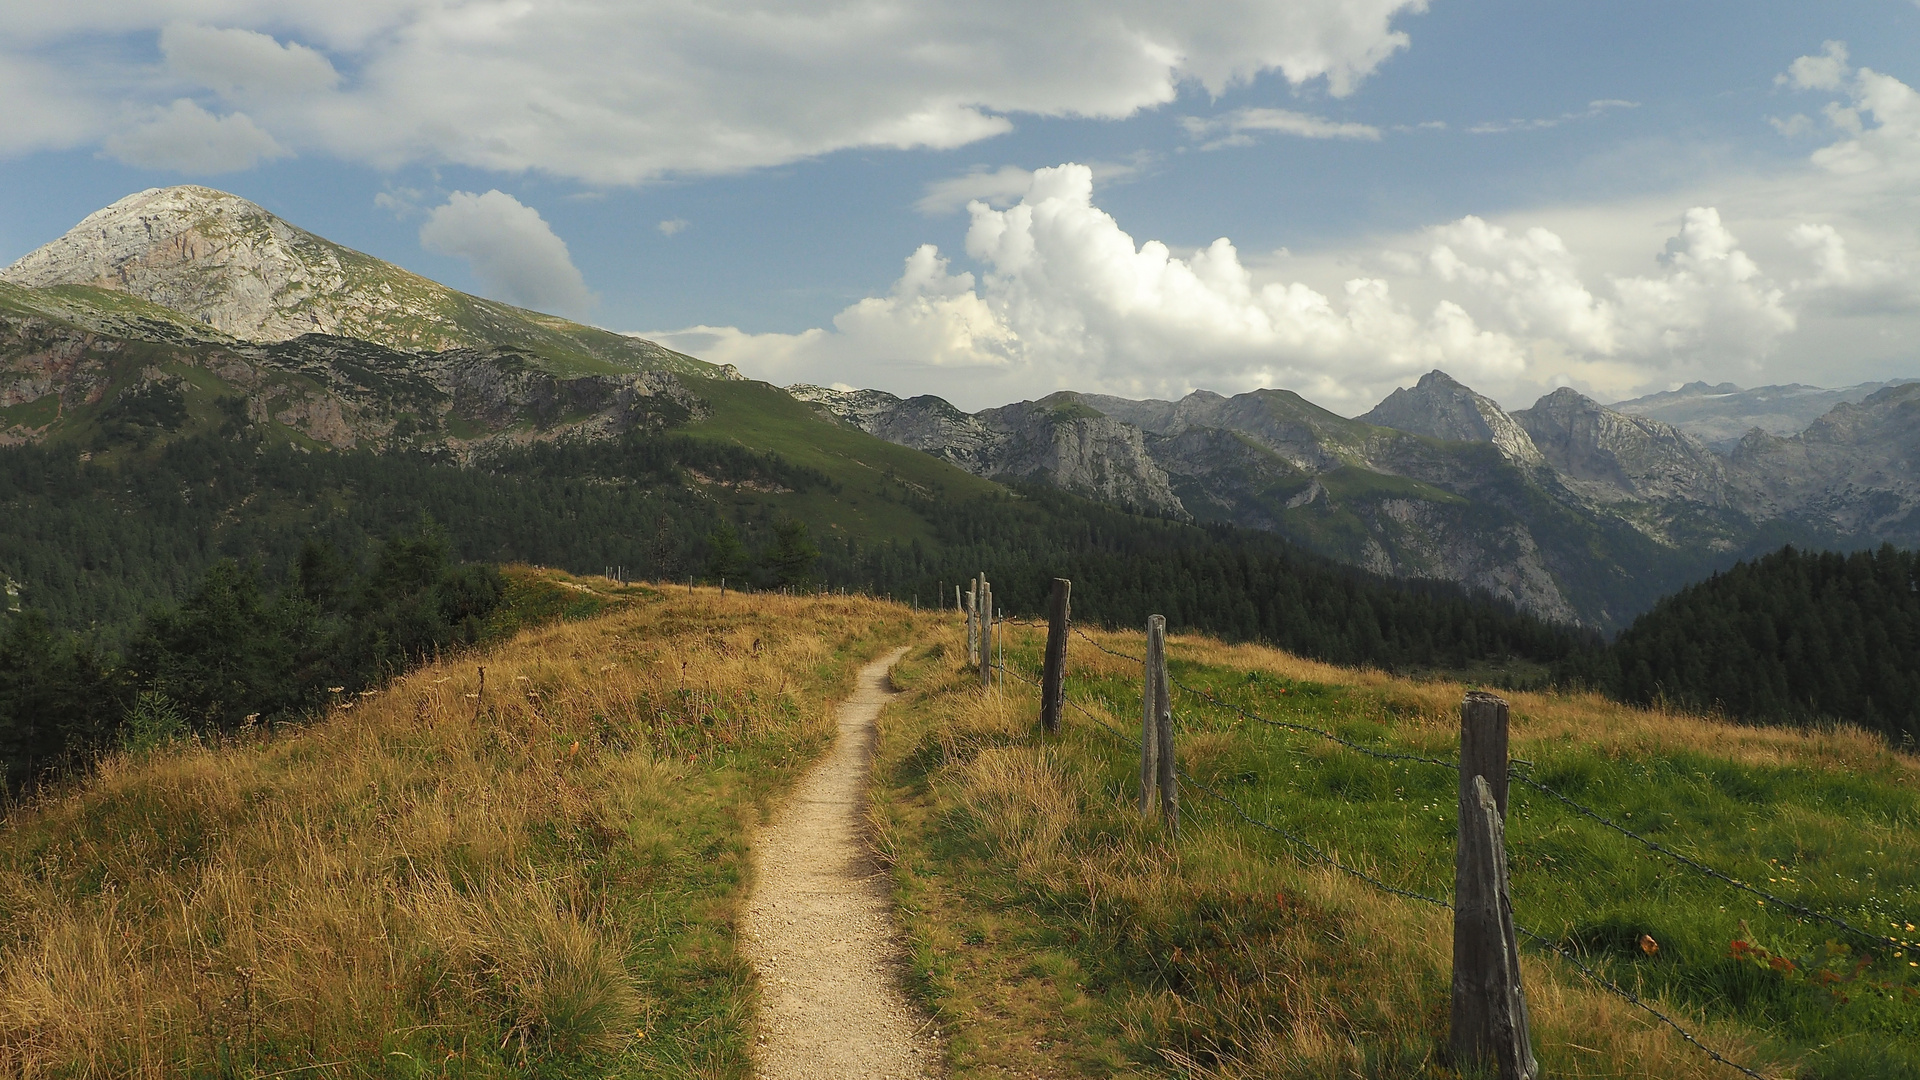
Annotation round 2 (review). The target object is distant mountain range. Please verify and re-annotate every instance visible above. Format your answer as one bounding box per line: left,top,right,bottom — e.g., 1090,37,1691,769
3,186,1915,633
1611,379,1918,450
792,369,1920,629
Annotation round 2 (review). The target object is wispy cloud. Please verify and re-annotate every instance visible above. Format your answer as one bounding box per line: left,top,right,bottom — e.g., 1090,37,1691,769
1182,107,1381,150
1468,99,1637,134
916,155,1152,215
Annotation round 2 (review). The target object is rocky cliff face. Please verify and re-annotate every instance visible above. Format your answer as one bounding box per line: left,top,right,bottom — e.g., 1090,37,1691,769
1513,388,1733,507
976,394,1183,512
1360,369,1543,464
791,385,1183,513
1731,383,1920,540
794,369,1918,629
2,186,708,376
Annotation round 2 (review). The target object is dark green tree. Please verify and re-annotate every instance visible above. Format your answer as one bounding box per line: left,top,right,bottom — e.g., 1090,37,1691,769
704,520,750,584
763,516,821,589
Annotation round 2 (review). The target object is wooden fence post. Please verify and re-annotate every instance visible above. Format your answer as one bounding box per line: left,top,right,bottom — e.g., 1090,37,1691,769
966,588,978,665
1153,626,1177,837
1039,578,1071,733
1140,614,1174,832
980,580,995,691
1452,692,1536,1079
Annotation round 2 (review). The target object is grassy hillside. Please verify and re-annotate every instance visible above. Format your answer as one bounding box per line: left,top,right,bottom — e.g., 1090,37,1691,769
874,619,1920,1078
677,375,999,546
0,583,924,1077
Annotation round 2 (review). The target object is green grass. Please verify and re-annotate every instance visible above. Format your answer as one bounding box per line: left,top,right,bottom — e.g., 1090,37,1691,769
0,394,60,430
874,622,1920,1078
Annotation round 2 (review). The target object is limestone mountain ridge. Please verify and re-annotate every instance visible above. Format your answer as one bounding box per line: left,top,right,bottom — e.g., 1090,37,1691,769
794,369,1917,629
1,186,710,378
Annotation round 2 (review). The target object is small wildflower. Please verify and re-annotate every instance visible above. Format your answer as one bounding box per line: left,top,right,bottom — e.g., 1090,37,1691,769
1639,934,1660,956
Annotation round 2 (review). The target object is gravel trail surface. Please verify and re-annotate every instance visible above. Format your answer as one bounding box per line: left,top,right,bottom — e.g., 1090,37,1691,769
745,646,939,1079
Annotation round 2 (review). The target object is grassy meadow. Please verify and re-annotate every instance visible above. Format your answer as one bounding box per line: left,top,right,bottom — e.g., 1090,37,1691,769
873,618,1920,1079
0,579,923,1078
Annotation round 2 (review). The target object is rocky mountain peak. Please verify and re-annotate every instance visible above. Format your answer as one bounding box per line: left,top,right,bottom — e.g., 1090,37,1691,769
1360,369,1543,464
2,186,359,343
1514,387,1730,505
1,186,706,375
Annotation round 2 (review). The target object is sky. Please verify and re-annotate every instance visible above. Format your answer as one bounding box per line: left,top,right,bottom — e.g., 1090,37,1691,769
3,1,1920,414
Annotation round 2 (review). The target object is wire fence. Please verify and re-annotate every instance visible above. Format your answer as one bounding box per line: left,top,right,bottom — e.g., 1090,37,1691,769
1066,624,1913,952
962,615,1910,1080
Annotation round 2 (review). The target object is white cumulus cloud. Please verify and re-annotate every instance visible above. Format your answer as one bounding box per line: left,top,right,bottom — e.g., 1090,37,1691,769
101,98,287,173
418,190,593,318
1421,208,1795,369
1,0,1428,182
655,165,1854,410
657,164,1526,408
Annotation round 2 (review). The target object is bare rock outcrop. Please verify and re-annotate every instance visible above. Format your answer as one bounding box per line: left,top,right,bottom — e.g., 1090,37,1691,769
1362,369,1543,465
1513,388,1732,506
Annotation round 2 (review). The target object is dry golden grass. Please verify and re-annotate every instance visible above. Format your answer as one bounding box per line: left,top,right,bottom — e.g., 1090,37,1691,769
0,580,920,1078
874,621,1822,1080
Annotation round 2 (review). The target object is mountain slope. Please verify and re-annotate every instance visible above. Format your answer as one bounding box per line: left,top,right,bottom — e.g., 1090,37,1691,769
1731,382,1920,540
1,186,710,377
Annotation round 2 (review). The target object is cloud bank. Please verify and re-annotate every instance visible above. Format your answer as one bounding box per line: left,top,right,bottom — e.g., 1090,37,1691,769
3,1,1428,182
657,140,1920,411
659,40,1920,411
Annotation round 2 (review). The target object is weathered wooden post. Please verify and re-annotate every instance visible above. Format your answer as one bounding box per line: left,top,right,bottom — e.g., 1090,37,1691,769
980,580,995,691
1039,578,1071,733
1140,615,1174,832
1153,625,1177,837
1452,691,1536,1079
966,587,978,665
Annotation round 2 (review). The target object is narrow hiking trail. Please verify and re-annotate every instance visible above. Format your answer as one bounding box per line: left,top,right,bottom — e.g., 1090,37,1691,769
744,645,939,1079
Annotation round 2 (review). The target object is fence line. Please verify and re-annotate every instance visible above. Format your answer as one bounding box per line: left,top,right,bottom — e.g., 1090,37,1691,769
1066,623,1913,951
976,617,1826,1078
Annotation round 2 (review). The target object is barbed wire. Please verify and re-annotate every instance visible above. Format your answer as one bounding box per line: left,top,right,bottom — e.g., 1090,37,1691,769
1178,764,1456,911
1175,764,1772,1078
1508,771,1912,952
975,648,1775,1079
1509,922,1775,1080
1067,623,1914,951
1070,625,1459,771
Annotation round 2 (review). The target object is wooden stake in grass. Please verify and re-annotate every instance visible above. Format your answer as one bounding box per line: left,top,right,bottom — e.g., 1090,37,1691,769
966,587,978,665
1039,578,1071,734
1140,615,1175,833
1452,692,1536,1079
980,580,995,692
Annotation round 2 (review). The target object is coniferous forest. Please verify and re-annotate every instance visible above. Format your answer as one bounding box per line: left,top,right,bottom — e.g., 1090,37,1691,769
1590,544,1920,741
0,409,1599,786
7,402,1919,789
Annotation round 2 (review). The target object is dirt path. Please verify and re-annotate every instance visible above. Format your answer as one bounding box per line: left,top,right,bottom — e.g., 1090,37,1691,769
744,645,938,1080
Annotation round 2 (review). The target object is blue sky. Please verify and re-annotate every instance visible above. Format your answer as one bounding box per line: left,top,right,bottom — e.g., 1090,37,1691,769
4,0,1919,411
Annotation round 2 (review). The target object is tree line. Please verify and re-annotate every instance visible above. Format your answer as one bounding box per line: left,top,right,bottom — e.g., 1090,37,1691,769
0,523,504,789
1565,544,1920,742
